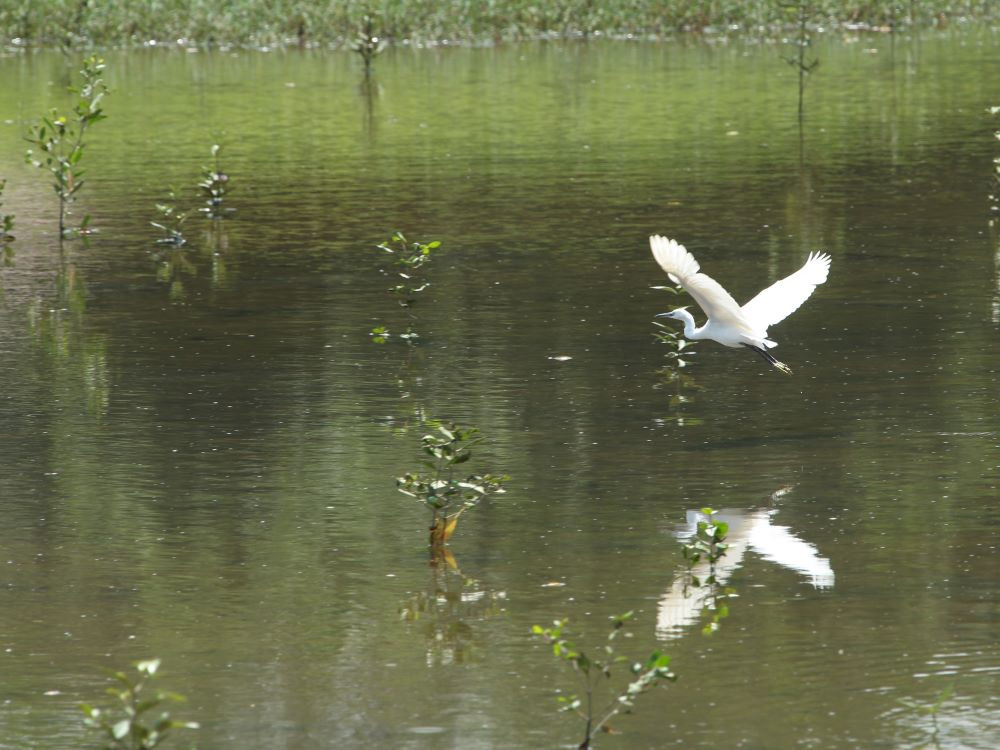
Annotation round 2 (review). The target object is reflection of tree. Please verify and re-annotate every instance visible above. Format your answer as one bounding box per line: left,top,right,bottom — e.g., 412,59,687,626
399,551,506,666
155,244,197,302
27,247,109,416
657,491,834,640
201,219,230,290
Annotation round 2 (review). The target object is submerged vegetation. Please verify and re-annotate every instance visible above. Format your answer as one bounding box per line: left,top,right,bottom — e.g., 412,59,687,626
0,1,993,48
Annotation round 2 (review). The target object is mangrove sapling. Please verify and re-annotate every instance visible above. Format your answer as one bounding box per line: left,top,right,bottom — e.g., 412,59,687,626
532,612,676,749
80,658,199,749
198,143,230,217
25,55,109,239
781,1,819,120
990,106,1000,226
370,232,440,345
352,12,387,76
897,680,956,748
651,282,698,370
651,282,701,417
397,422,507,547
0,179,13,242
680,507,736,635
150,188,188,246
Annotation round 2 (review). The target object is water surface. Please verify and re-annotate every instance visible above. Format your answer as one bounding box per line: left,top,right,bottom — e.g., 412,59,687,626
1,29,998,749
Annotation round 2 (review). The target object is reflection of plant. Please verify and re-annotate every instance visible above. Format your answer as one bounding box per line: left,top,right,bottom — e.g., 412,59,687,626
155,245,197,302
532,612,676,749
352,12,387,76
0,178,14,242
25,55,108,239
680,507,735,635
400,560,507,665
150,188,188,246
198,143,230,217
397,422,506,547
81,659,199,749
370,232,440,345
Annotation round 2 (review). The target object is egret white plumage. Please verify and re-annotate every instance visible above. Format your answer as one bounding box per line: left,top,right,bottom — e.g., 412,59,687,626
650,235,831,374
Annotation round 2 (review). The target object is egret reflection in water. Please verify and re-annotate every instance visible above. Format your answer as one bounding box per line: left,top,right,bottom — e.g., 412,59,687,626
657,501,834,640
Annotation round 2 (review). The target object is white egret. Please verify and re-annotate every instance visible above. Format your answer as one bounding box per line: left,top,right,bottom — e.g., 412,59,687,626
650,235,831,374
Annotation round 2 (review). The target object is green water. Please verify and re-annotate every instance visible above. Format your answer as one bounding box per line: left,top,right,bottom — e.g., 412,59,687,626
1,29,998,749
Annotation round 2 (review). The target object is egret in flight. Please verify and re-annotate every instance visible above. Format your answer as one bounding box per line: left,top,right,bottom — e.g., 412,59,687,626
650,235,831,374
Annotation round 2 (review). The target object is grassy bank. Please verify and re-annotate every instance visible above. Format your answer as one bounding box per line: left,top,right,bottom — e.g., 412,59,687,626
0,0,996,49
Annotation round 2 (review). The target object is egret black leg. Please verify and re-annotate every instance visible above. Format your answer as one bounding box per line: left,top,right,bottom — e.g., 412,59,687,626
743,344,793,375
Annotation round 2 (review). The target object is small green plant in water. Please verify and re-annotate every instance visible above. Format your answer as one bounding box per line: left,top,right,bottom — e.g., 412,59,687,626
897,680,956,748
198,143,230,217
25,55,108,239
651,283,697,370
532,612,676,749
370,232,440,345
781,1,820,120
652,283,701,421
150,188,188,246
680,507,736,635
397,422,506,547
990,106,1000,226
80,658,199,749
0,179,13,242
352,12,387,75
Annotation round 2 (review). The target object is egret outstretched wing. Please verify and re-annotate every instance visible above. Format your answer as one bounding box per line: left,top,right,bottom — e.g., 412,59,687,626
741,252,831,332
649,235,748,327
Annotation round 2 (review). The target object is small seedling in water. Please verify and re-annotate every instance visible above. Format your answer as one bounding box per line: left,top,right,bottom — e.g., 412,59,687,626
25,55,108,239
897,680,956,747
652,283,701,419
370,232,440,345
0,179,13,242
397,422,506,548
781,1,820,120
680,507,736,635
198,143,230,217
352,13,387,76
990,106,1000,226
80,658,199,749
150,188,188,246
651,284,698,370
532,612,676,749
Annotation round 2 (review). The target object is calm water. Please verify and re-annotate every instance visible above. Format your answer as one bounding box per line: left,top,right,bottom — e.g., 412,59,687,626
1,28,999,749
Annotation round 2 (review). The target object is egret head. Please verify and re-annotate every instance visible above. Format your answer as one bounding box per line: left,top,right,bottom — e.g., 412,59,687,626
656,307,688,321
